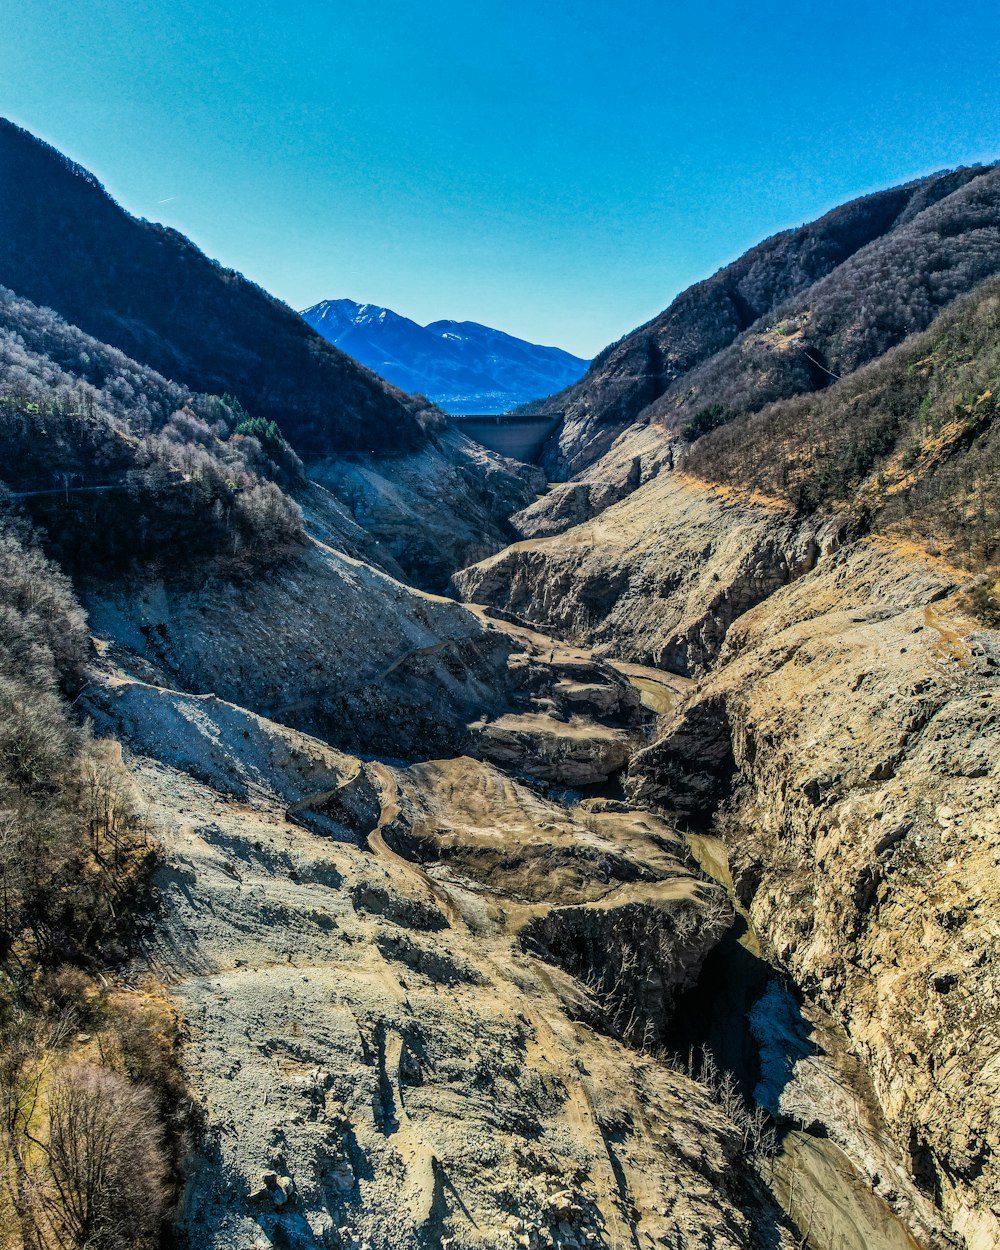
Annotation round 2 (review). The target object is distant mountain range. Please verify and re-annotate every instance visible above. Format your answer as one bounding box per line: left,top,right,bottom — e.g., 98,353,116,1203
300,298,589,414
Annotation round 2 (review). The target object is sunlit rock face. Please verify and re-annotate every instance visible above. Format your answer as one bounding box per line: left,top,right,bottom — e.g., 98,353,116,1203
2,117,999,1250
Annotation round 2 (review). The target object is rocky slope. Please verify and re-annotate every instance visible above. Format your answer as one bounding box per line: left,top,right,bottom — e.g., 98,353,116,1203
448,260,1000,1250
453,462,1000,1249
305,425,543,590
651,551,1000,1250
81,513,660,775
453,470,835,674
3,124,997,1250
81,495,969,1250
84,539,511,762
86,635,797,1250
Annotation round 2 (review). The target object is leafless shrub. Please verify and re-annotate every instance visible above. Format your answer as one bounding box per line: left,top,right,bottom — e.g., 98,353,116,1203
669,1044,778,1160
39,1064,167,1250
0,1014,71,1250
0,513,182,1250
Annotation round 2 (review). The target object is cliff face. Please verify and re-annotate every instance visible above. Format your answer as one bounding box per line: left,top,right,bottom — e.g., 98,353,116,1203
453,470,835,675
633,542,1000,1250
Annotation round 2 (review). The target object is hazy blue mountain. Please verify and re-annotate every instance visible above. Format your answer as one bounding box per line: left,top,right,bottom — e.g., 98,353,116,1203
301,298,589,413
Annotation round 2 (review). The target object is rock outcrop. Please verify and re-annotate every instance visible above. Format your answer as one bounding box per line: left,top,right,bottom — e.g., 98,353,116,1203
308,425,544,591
453,471,836,676
84,540,516,762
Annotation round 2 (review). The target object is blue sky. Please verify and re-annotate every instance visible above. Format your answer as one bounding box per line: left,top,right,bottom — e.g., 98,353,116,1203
7,0,1000,356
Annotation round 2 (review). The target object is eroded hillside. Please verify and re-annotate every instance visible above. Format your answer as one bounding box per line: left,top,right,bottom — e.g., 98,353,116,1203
80,594,809,1250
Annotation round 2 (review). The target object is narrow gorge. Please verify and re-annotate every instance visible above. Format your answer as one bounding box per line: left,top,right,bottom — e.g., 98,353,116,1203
81,442,997,1250
0,121,997,1250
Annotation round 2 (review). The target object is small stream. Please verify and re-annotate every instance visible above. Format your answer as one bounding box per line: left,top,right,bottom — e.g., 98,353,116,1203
678,834,929,1250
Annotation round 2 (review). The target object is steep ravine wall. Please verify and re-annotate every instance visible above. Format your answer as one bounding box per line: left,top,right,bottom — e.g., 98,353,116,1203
83,541,520,762
627,544,1000,1250
78,442,998,1249
452,472,842,676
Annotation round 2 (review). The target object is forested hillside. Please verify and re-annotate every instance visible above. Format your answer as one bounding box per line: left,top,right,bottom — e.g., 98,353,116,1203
656,166,1000,434
684,273,1000,601
0,286,305,576
0,520,190,1250
0,119,543,590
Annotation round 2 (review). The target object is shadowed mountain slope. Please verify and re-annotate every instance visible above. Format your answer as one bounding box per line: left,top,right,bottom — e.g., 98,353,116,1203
0,119,425,457
0,120,543,587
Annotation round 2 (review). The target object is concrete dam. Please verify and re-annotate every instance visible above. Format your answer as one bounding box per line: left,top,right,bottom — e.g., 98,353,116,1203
453,413,561,463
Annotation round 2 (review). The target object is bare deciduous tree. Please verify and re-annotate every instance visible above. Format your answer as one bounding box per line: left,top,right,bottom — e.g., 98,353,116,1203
39,1064,167,1250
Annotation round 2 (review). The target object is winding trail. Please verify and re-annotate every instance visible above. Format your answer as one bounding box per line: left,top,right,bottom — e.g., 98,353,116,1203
364,762,467,929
